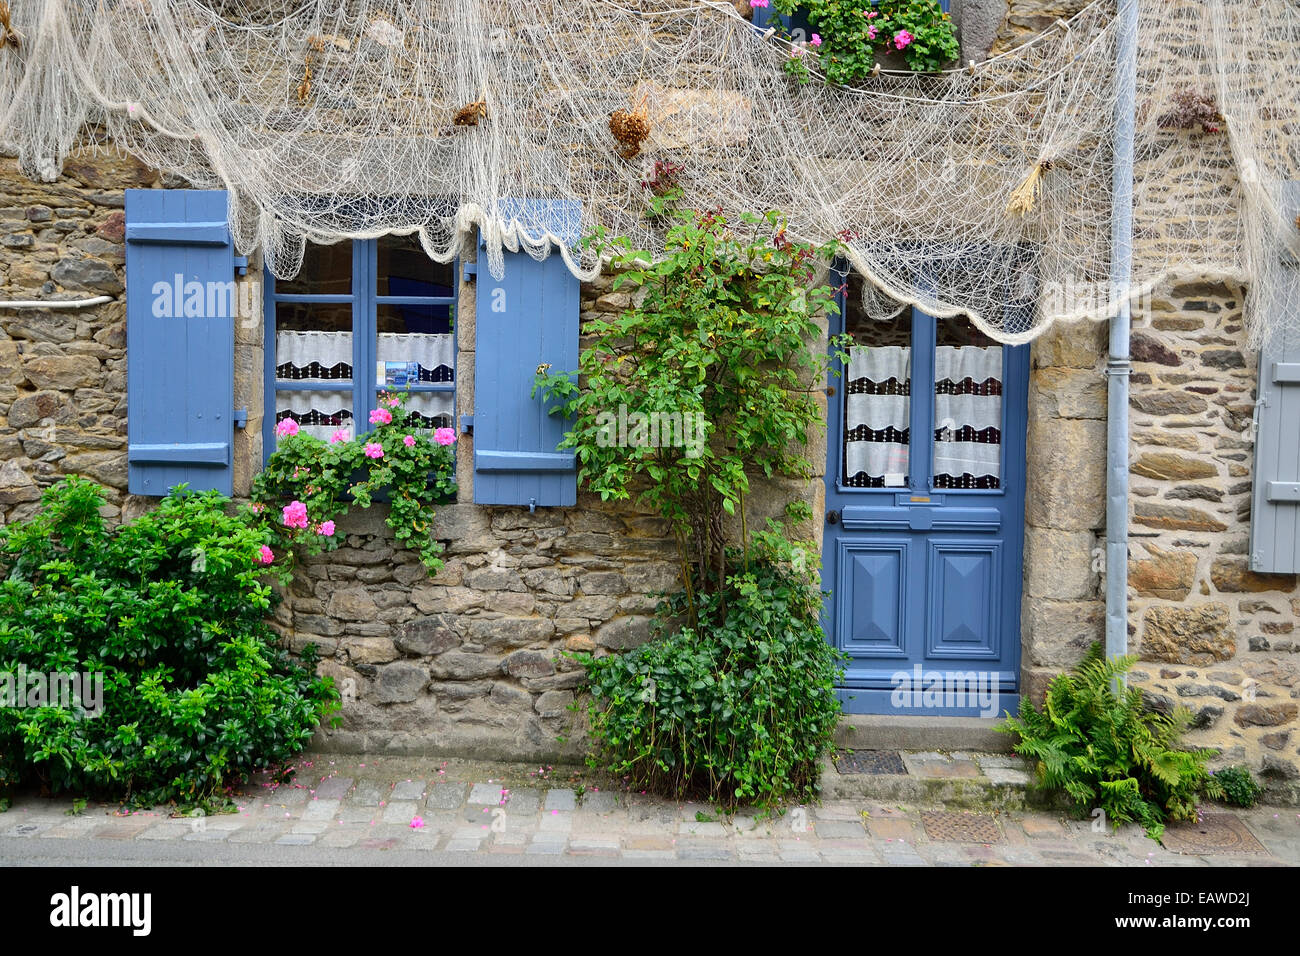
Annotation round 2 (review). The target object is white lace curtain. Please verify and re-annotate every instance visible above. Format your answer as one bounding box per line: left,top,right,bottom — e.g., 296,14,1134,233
933,346,1002,489
274,330,455,440
843,344,1003,489
275,331,455,380
844,345,911,488
275,389,353,443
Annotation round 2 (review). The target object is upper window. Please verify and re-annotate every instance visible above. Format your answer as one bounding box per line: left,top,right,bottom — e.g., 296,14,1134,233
838,270,1005,492
264,235,457,454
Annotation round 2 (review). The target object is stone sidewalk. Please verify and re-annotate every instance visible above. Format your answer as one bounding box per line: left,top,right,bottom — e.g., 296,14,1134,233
2,755,1296,866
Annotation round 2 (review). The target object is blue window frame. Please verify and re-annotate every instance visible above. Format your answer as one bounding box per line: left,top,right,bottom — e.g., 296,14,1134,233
263,236,457,459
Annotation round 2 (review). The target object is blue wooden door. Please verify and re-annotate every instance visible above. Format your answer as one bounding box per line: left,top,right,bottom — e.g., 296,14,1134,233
821,274,1028,716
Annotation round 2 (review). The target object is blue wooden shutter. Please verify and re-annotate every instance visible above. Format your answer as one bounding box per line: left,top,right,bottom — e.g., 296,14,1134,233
1249,181,1300,572
125,189,237,496
473,217,579,507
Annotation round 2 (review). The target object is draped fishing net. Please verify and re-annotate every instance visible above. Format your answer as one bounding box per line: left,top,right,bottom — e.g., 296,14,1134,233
0,0,1297,344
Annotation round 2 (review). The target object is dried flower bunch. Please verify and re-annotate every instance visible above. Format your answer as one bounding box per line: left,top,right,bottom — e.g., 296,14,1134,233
453,99,488,126
1006,159,1055,216
295,36,326,103
0,2,20,50
1158,87,1224,133
609,100,651,159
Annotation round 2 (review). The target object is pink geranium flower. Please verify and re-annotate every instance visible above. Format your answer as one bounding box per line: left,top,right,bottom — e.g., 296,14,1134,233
317,520,336,537
409,816,425,830
330,428,350,444
750,0,769,7
258,545,275,565
382,395,400,408
403,435,416,447
281,500,309,529
433,427,456,446
369,407,393,426
894,29,914,49
810,33,822,47
868,24,879,39
275,418,299,438
364,442,384,459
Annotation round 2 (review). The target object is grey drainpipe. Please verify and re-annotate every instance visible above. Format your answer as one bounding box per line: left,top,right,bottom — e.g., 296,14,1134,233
1105,0,1139,662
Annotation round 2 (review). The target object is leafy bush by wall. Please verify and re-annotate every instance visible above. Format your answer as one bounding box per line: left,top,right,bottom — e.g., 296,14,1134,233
577,522,844,807
0,477,338,806
541,206,847,807
1211,765,1262,808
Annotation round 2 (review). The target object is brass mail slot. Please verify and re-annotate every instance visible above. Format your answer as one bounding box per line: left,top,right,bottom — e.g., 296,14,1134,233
910,496,931,503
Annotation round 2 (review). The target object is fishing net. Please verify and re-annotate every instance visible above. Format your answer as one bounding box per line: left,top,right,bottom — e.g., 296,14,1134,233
1,0,1297,344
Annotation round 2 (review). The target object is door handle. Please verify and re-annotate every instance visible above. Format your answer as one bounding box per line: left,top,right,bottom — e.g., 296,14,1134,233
826,509,840,525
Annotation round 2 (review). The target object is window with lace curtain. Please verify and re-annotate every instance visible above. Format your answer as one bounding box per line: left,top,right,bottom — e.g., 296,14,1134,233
264,235,457,454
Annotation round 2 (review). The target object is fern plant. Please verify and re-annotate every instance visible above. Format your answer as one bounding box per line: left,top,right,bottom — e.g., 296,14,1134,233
998,643,1222,840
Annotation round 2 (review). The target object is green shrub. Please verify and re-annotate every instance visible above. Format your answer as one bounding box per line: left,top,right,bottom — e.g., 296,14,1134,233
0,477,338,806
1211,765,1262,808
576,525,844,807
538,205,846,806
998,644,1222,839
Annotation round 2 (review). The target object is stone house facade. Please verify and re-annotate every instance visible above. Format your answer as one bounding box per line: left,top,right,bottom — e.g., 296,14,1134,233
1,0,1297,799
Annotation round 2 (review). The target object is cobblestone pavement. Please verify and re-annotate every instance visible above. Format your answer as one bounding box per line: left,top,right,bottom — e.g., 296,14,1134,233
2,756,1296,866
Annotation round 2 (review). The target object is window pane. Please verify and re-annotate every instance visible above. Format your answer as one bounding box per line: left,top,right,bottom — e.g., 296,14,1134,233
933,316,1003,490
275,301,351,333
397,391,455,431
276,305,352,382
377,300,454,336
843,275,911,488
377,233,455,309
274,393,354,444
377,326,454,387
277,240,351,296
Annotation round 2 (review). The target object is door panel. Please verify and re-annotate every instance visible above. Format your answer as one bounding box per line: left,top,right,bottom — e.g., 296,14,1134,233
927,541,1000,659
837,539,909,655
822,270,1027,716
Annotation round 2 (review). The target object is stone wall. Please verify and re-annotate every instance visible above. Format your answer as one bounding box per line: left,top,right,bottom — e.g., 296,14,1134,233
0,151,265,518
1017,279,1300,799
2,133,1297,790
995,0,1300,799
299,259,821,758
0,153,140,522
1022,318,1108,705
1126,281,1300,800
991,0,1087,53
292,500,680,759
